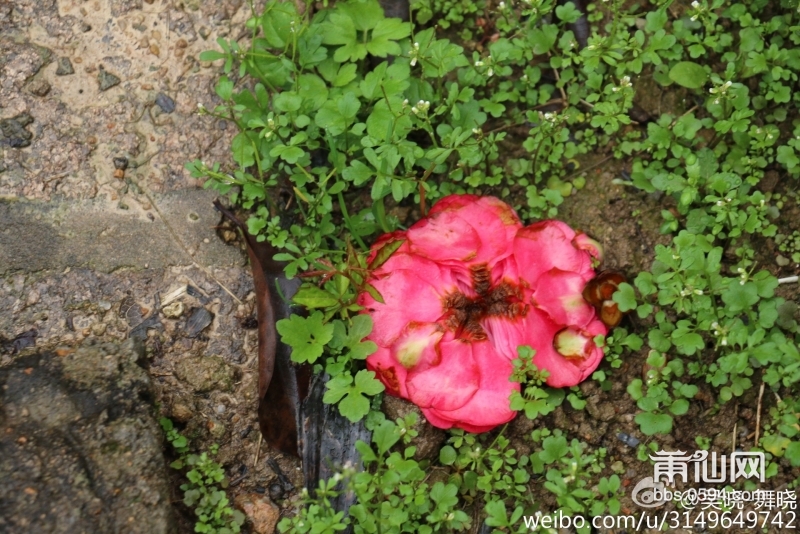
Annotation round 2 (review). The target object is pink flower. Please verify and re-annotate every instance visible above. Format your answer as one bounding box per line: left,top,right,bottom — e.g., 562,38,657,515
358,195,607,432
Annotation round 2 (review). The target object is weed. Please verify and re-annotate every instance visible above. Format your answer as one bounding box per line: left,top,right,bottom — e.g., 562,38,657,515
161,418,245,534
191,0,800,529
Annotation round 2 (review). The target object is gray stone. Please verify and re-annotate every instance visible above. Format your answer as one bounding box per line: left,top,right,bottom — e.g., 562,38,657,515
97,66,121,91
0,189,244,275
155,92,176,113
0,339,175,534
0,113,34,148
55,56,74,75
26,78,51,96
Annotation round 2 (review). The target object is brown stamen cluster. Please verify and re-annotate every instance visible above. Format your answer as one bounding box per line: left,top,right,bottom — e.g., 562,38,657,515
442,264,528,341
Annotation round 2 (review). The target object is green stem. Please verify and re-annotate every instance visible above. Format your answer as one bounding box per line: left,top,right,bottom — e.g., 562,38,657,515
338,191,368,250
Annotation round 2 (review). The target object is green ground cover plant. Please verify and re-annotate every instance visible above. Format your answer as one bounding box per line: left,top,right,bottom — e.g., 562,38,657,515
161,418,246,533
189,0,800,531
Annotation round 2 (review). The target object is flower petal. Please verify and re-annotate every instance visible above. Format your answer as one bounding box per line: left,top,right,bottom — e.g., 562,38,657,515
408,195,522,267
406,336,480,412
513,220,592,286
391,323,444,370
532,319,608,388
532,268,596,328
358,254,458,347
366,345,410,398
572,232,603,263
421,341,518,432
407,210,483,263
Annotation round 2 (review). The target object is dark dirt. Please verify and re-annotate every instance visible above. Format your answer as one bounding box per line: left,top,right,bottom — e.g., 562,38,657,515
0,339,174,534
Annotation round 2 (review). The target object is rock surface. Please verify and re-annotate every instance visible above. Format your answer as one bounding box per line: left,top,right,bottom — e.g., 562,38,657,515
234,493,281,534
0,339,175,533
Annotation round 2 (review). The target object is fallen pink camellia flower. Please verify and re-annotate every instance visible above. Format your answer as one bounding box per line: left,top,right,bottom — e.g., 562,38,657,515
357,194,608,432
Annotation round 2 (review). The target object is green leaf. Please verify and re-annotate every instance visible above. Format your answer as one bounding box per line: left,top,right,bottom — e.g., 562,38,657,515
338,92,361,119
216,76,234,100
362,282,385,304
672,331,704,356
368,237,406,269
292,285,339,308
333,63,358,87
199,50,227,62
439,445,457,465
669,399,690,416
354,369,384,395
231,132,255,168
430,482,458,507
785,442,800,467
276,312,335,364
612,283,637,312
341,0,384,31
315,94,360,135
269,144,305,164
555,2,582,23
338,391,371,422
668,61,708,89
372,419,400,454
323,373,354,404
627,379,643,400
721,281,759,312
635,412,673,435
324,370,384,422
348,315,373,342
261,2,296,48
367,19,410,57
273,92,302,112
528,24,559,54
297,73,329,110
343,160,374,186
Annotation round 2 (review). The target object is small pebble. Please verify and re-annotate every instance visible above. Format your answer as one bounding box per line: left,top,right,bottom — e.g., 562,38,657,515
112,156,128,170
254,486,266,494
184,307,213,337
207,419,225,438
97,67,121,91
155,93,175,113
268,484,284,501
777,255,790,267
27,79,51,97
162,301,185,319
92,323,107,336
149,44,160,57
55,57,75,76
617,432,640,447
